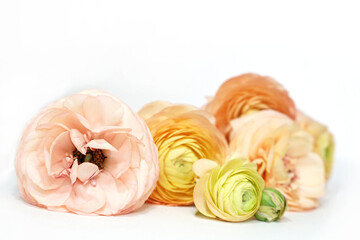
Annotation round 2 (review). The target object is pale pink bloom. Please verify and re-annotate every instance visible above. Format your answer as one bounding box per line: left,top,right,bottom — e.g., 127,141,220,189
15,90,159,215
229,110,325,211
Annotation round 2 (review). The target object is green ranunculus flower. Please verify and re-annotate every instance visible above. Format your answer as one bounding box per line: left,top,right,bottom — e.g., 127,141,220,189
255,188,287,222
193,158,264,222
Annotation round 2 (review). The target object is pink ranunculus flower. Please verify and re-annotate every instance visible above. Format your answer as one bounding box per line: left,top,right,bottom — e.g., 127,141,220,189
15,90,159,215
229,110,325,211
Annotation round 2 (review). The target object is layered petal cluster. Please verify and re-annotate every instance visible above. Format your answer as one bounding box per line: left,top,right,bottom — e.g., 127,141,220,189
15,90,159,215
296,111,335,180
193,159,264,222
204,73,296,137
229,110,325,211
138,102,228,205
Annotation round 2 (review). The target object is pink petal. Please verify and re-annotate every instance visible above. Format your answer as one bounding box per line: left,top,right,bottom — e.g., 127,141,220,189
77,162,100,183
63,94,87,115
26,152,68,190
97,126,132,133
38,110,88,133
65,180,106,214
113,169,139,213
103,137,132,178
86,139,117,152
25,152,72,206
82,95,124,131
70,129,87,154
129,137,142,168
70,159,78,184
26,177,72,207
82,96,103,130
295,153,325,198
48,131,74,176
92,171,123,215
36,122,70,132
93,95,124,127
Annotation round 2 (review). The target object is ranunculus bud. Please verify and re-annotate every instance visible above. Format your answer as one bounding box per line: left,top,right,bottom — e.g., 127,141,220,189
193,159,264,222
255,188,287,222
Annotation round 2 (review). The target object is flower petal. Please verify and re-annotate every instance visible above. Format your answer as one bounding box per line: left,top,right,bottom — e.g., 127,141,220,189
70,159,78,184
86,139,118,152
103,136,132,178
48,131,74,175
287,131,314,157
70,129,87,154
192,159,219,178
76,162,100,183
138,101,173,120
65,180,106,214
295,153,325,198
193,173,216,218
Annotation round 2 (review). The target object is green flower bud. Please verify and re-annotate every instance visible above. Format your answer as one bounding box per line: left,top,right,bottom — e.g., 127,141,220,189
255,188,286,222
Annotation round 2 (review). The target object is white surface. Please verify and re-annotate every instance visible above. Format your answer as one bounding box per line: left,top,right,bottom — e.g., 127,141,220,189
0,1,359,239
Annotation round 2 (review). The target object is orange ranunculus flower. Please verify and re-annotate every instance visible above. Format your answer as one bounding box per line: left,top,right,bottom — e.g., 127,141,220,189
204,73,296,137
296,111,335,180
139,102,228,205
229,110,325,211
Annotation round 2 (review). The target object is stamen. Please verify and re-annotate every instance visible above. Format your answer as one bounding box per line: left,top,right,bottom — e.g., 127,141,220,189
72,148,106,169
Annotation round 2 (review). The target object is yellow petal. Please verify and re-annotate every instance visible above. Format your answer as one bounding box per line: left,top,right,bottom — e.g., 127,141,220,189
138,101,173,120
193,173,216,218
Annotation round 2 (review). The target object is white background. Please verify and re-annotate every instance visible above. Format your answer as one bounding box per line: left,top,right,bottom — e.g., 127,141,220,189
0,1,359,239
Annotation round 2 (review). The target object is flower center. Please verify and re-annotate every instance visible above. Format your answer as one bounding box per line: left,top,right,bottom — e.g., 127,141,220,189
73,148,106,169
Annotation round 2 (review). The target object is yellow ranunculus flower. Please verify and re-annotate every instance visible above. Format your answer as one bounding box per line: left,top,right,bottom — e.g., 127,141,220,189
296,111,335,180
139,102,228,205
193,158,264,222
229,110,326,211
